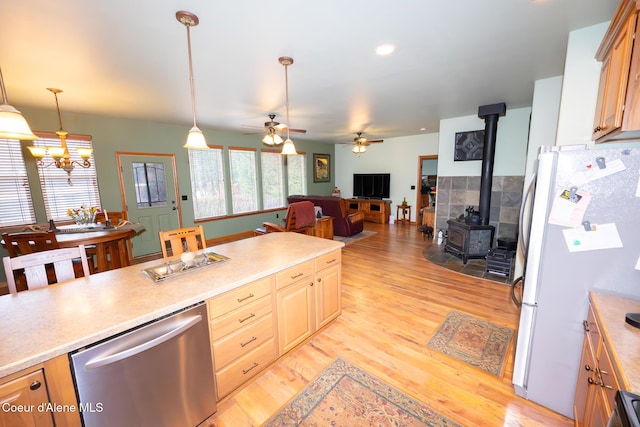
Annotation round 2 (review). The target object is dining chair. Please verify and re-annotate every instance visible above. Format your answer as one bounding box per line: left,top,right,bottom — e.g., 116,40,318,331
2,230,60,257
262,201,316,235
159,225,206,258
95,210,127,225
3,245,91,294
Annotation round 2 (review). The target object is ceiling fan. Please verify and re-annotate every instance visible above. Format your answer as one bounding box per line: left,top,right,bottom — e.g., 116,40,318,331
346,132,384,154
244,113,307,146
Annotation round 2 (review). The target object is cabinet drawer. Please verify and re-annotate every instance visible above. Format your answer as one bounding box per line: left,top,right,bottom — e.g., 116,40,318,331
276,260,313,290
598,344,621,413
210,295,271,341
208,276,272,318
215,339,275,399
585,304,601,358
213,314,273,369
315,250,341,272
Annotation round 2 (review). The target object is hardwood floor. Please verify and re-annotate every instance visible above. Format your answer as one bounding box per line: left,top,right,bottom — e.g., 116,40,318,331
202,222,573,426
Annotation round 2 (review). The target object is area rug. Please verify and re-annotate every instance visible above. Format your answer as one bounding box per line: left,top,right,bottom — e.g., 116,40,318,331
263,358,460,426
427,311,513,377
333,230,376,245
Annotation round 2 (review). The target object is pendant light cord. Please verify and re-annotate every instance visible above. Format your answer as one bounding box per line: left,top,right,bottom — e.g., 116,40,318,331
0,67,8,104
284,63,291,140
186,24,198,129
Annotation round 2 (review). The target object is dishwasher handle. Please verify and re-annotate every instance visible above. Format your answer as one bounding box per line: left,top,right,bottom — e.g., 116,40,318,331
84,314,202,371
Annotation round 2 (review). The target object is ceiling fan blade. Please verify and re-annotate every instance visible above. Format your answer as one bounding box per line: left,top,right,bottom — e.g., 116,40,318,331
367,139,384,143
288,128,307,134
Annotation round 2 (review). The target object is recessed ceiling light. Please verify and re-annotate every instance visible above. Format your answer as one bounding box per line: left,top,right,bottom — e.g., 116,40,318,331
420,127,428,131
376,44,395,56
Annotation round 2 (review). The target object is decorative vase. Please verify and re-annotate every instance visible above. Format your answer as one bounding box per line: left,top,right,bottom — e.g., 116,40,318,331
402,197,408,206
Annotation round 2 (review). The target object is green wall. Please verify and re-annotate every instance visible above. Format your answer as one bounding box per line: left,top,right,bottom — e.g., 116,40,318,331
1,107,335,281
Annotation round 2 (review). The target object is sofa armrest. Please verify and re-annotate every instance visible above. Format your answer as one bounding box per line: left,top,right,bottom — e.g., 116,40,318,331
347,211,365,224
262,222,287,233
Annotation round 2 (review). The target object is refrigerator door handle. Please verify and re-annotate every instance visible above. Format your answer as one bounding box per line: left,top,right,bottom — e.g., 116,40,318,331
518,172,537,257
84,314,202,370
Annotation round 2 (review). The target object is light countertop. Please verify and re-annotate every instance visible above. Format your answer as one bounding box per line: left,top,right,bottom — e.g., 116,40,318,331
0,233,343,378
590,291,640,393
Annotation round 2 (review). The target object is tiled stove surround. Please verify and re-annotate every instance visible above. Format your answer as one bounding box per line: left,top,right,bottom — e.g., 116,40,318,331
435,175,524,245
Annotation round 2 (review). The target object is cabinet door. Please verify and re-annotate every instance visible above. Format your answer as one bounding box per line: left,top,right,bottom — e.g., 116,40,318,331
276,280,314,354
0,370,54,427
574,338,596,426
594,13,637,140
315,264,341,329
623,14,640,131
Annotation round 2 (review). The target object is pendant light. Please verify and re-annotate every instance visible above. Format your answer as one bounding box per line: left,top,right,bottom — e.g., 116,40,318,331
279,56,298,156
176,11,208,150
0,66,37,140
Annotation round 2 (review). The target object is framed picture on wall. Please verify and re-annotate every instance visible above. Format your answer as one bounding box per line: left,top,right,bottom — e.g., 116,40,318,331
313,153,331,182
454,130,485,161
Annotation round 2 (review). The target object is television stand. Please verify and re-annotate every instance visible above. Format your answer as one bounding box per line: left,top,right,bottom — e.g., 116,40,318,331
347,198,391,224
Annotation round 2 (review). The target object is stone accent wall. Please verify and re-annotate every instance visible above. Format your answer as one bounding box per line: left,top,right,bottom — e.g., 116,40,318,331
435,175,523,245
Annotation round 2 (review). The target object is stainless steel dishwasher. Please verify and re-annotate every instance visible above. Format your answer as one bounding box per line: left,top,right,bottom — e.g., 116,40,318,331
71,303,216,427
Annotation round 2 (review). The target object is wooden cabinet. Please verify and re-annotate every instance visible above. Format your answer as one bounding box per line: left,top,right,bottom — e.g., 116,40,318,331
206,248,342,400
573,302,622,426
207,276,276,400
0,355,80,427
346,199,391,224
0,370,53,427
593,0,640,142
276,251,342,354
311,216,334,240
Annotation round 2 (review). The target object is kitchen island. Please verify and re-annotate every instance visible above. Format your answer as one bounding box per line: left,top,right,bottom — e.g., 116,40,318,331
0,233,343,413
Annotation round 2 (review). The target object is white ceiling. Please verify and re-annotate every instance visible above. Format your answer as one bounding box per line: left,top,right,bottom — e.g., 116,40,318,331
0,0,616,144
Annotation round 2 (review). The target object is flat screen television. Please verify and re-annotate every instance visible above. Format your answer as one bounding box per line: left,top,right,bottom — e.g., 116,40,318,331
353,173,390,199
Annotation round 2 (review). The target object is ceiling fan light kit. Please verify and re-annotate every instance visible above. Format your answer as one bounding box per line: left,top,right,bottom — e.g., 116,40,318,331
177,10,209,150
347,132,383,155
0,66,37,141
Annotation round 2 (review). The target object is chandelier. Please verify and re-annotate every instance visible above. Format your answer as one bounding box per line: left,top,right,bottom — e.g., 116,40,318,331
27,88,92,184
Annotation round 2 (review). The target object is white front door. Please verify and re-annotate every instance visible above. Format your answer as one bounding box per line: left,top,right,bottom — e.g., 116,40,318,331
117,153,181,257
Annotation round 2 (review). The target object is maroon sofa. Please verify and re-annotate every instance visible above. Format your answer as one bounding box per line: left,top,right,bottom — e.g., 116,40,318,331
287,195,364,237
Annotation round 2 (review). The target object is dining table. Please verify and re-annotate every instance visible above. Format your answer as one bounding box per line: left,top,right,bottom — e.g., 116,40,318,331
54,223,145,273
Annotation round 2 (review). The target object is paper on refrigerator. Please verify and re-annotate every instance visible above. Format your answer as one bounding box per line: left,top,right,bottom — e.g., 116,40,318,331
562,223,623,252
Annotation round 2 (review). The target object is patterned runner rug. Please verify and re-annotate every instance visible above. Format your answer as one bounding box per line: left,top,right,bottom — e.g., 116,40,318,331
264,358,460,426
427,310,513,377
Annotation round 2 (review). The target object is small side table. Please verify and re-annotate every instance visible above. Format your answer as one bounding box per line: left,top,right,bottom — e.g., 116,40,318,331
396,205,412,225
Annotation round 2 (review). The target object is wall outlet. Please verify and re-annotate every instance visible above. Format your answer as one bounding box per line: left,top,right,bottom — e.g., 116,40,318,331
410,185,416,190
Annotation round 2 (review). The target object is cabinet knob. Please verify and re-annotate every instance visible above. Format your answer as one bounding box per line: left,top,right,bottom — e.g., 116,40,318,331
29,380,41,391
317,277,322,282
584,364,592,371
588,377,596,385
593,126,602,133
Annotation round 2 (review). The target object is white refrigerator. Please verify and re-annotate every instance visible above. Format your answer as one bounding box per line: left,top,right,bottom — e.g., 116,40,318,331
512,144,640,418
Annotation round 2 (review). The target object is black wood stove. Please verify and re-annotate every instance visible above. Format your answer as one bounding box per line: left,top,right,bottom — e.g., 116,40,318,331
444,102,505,264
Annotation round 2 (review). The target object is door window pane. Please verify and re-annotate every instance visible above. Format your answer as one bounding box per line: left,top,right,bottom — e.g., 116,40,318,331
132,162,168,208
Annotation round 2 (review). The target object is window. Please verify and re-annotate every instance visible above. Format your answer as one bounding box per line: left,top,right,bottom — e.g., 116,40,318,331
0,138,36,226
229,147,258,214
287,152,306,196
189,146,226,220
261,150,285,210
32,133,101,221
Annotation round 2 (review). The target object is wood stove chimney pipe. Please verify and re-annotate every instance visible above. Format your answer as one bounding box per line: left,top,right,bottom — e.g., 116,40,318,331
477,102,506,226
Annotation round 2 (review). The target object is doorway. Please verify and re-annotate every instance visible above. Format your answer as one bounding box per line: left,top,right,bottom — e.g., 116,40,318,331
117,153,181,257
417,155,438,230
